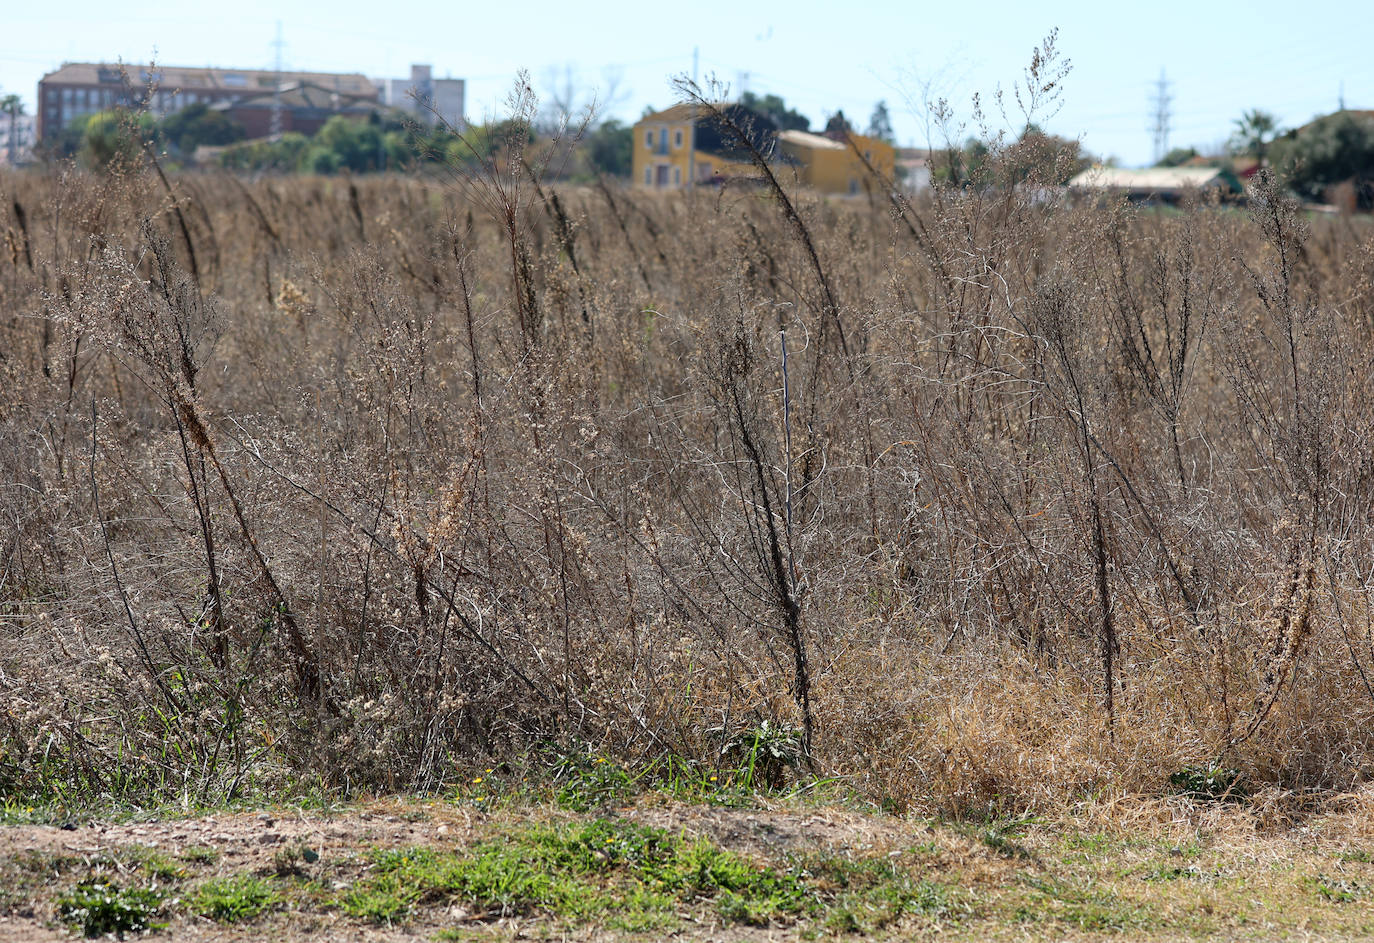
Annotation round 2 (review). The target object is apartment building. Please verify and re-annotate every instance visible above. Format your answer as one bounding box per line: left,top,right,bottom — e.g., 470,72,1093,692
36,62,377,140
1,111,36,164
214,82,391,138
374,64,465,130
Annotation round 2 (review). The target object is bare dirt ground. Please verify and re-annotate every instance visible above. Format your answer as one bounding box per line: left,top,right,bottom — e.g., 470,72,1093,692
0,798,905,942
3,793,1374,942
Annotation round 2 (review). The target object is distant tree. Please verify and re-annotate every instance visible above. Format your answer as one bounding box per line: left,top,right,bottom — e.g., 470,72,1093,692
1156,146,1198,167
382,130,417,169
217,132,310,173
1012,125,1093,184
1270,110,1374,208
584,118,632,176
303,144,342,175
80,110,154,171
1229,108,1279,162
1,93,23,164
740,91,809,132
932,136,991,188
157,103,244,156
444,119,535,169
46,121,86,159
314,115,387,173
866,100,894,143
824,110,854,137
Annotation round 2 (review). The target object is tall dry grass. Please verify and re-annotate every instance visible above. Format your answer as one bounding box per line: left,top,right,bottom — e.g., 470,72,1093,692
2,90,1374,814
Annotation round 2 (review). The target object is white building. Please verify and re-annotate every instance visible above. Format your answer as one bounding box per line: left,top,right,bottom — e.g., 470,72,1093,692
1,110,36,165
374,64,464,130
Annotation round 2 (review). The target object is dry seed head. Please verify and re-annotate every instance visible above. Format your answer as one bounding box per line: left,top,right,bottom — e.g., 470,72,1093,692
276,278,313,319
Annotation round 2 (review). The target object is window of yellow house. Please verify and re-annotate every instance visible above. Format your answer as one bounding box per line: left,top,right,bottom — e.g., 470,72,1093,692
673,128,683,149
644,129,653,148
673,166,681,185
644,166,652,185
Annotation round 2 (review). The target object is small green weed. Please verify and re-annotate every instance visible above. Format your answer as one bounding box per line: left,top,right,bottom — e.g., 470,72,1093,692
192,874,280,923
124,846,186,883
179,845,220,864
1141,863,1218,883
341,870,420,924
1309,874,1366,903
57,880,167,938
1169,765,1248,802
549,750,633,812
709,720,804,791
959,814,1036,859
0,797,67,826
272,841,320,876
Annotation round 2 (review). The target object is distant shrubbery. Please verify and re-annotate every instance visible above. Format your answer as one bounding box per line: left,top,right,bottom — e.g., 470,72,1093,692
931,124,1093,188
1271,110,1374,209
217,113,457,174
47,105,247,169
58,102,633,178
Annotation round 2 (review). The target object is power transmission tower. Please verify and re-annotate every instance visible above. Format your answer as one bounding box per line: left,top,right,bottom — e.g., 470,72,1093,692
1148,68,1173,164
270,21,286,138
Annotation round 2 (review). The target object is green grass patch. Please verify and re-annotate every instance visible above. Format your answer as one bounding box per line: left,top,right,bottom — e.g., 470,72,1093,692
340,817,942,932
1336,848,1374,864
522,743,847,814
56,880,168,937
122,845,187,883
956,814,1037,860
191,873,281,923
803,855,963,934
1308,873,1367,904
178,844,220,864
1141,863,1212,882
1014,873,1154,931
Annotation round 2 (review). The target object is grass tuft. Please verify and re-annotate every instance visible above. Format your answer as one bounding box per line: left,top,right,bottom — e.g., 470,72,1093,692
191,874,281,923
56,880,167,938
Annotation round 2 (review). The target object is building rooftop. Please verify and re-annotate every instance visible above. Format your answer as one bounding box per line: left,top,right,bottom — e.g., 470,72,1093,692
778,129,845,151
40,62,377,99
212,81,381,113
638,103,709,123
1068,166,1228,190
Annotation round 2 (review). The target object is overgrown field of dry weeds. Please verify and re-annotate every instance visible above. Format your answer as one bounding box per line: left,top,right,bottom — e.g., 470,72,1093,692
3,144,1374,818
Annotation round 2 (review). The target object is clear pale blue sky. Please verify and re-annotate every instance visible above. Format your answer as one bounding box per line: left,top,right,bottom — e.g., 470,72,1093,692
2,0,1368,167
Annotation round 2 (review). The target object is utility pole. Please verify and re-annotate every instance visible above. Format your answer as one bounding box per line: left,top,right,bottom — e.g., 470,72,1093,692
687,45,698,190
270,20,285,138
1339,79,1346,111
1148,68,1173,164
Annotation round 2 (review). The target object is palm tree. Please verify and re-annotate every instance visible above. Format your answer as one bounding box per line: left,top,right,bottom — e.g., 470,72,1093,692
1230,108,1278,164
1,94,25,165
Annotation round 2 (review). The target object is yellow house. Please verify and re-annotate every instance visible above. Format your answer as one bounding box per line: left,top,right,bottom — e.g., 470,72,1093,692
776,129,897,195
632,103,759,189
632,103,897,195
